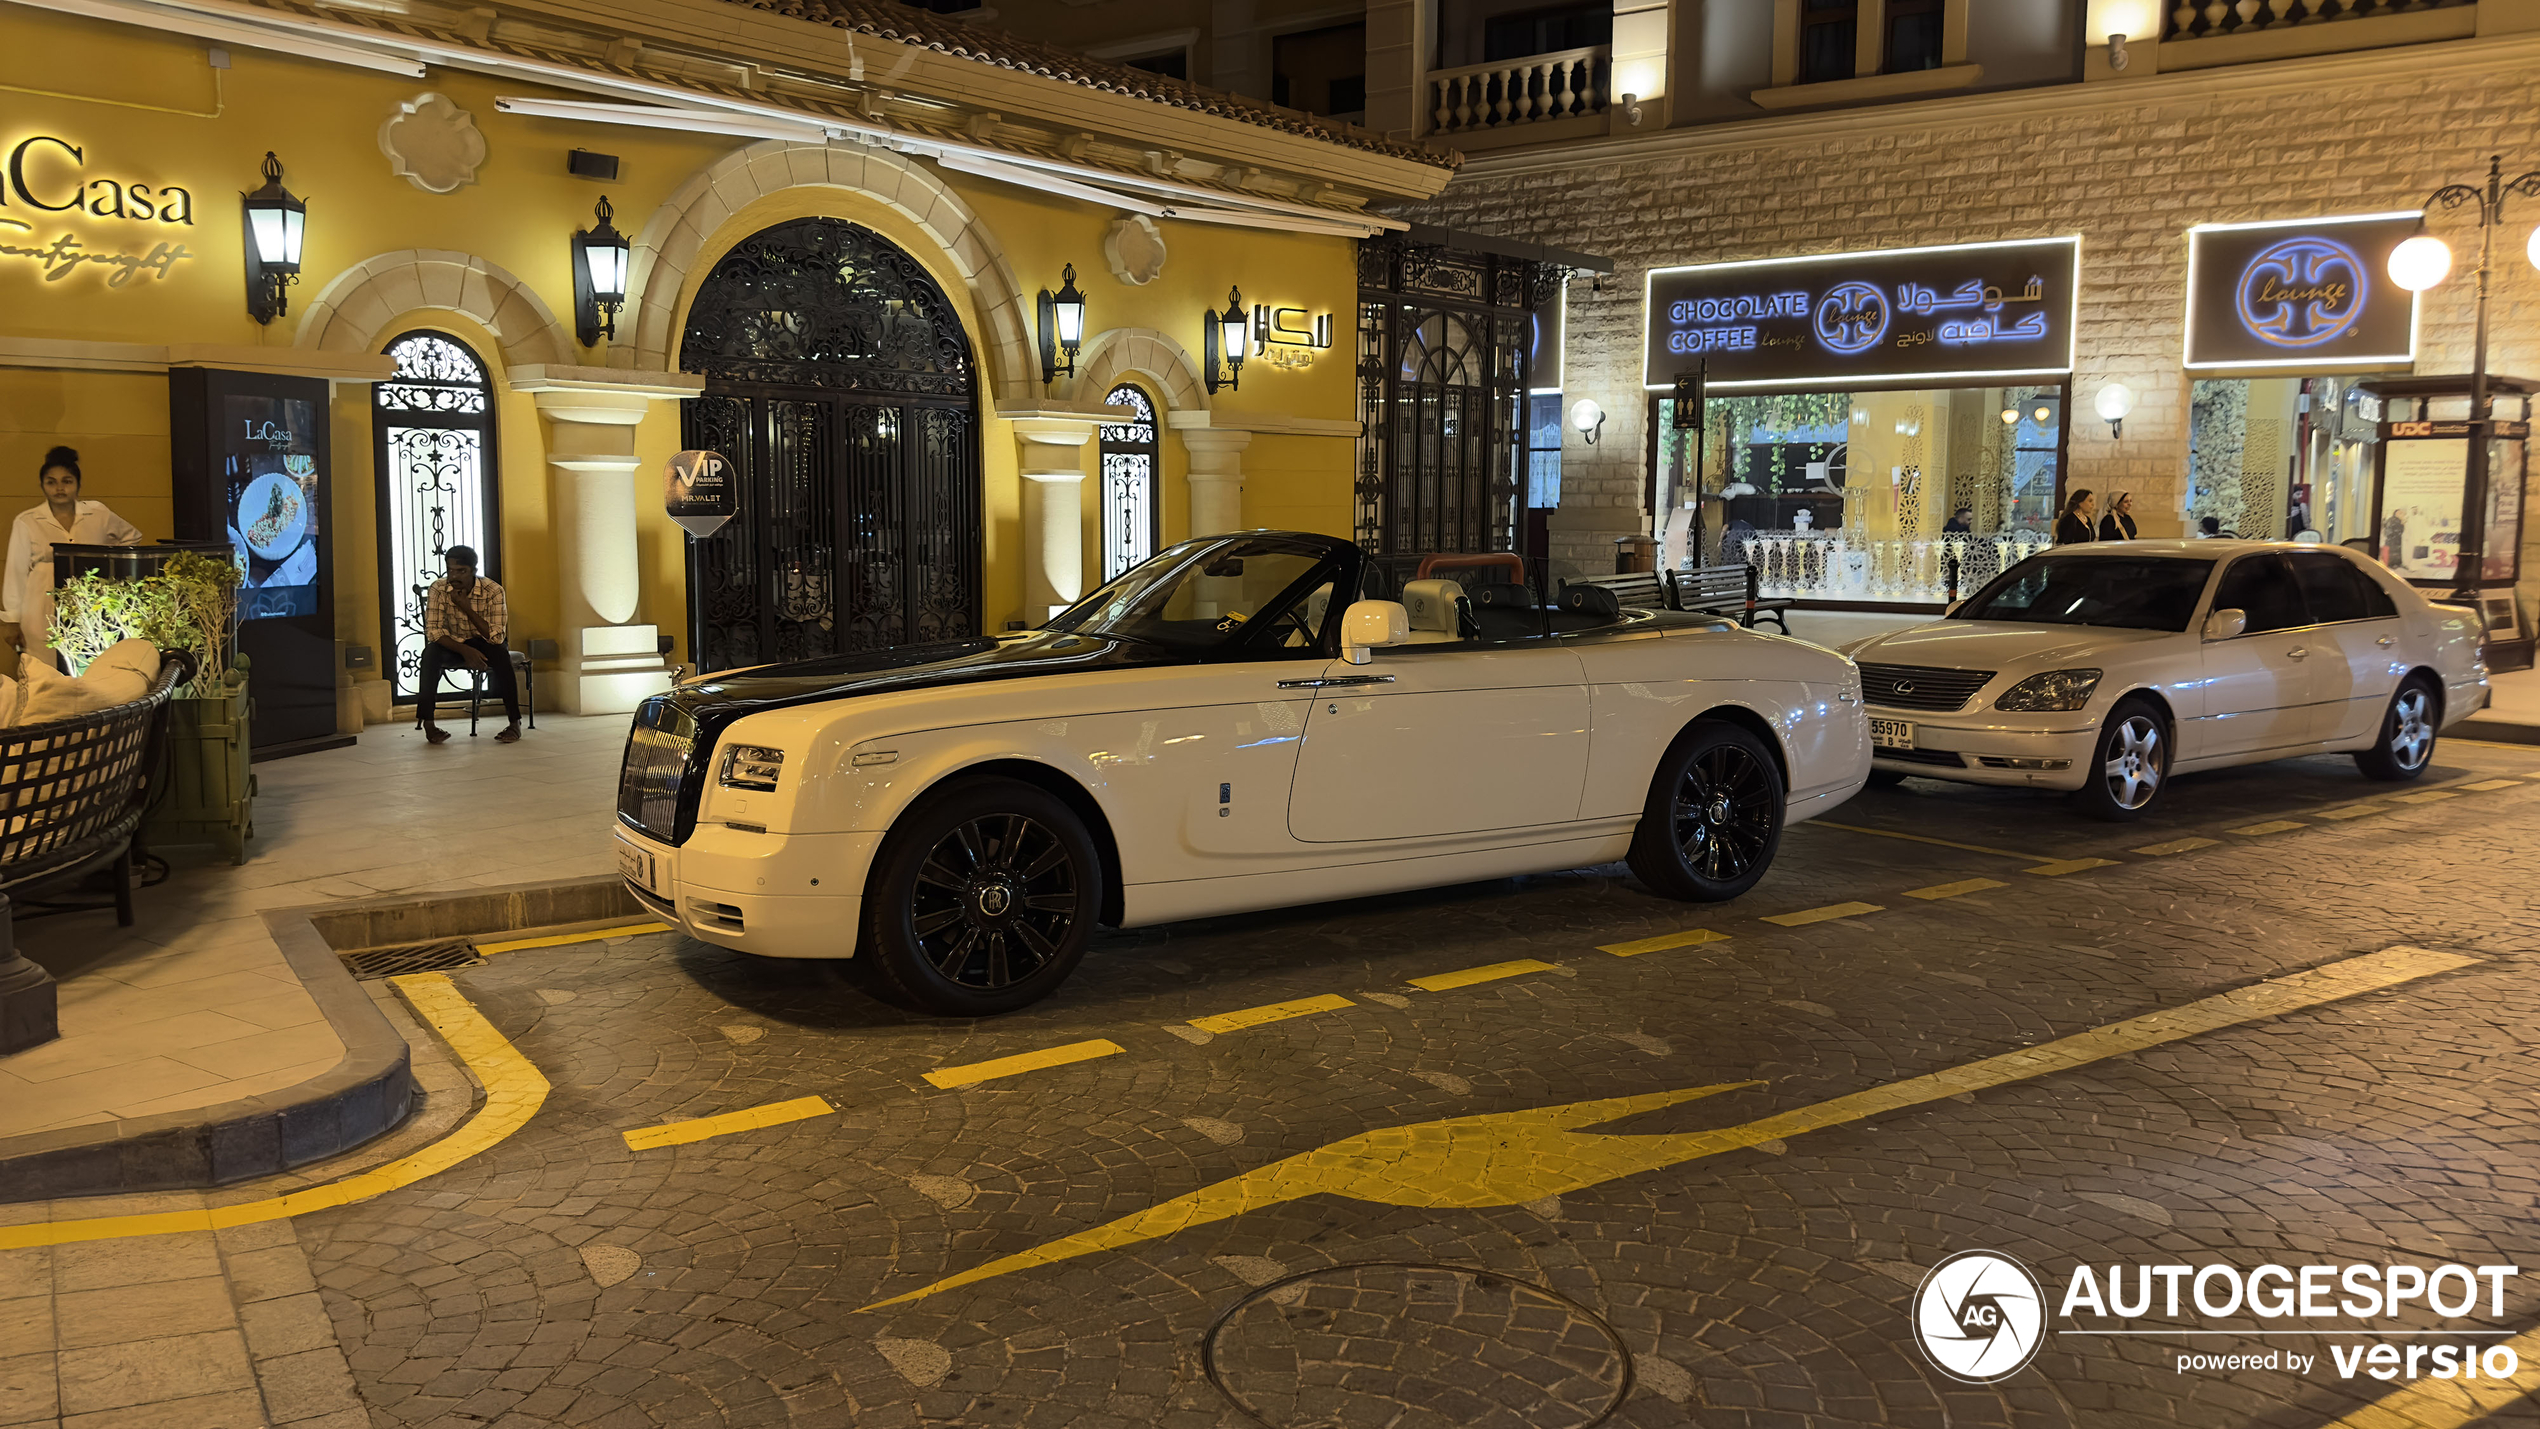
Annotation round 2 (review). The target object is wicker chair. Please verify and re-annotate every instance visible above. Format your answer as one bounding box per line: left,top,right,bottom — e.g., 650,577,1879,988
0,651,196,926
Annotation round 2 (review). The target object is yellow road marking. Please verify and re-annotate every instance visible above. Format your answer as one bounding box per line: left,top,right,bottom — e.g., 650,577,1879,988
1813,821,2027,859
0,973,548,1250
1762,901,1883,927
1903,878,2007,901
2026,858,2120,877
859,945,2475,1311
2307,1321,2540,1428
1408,959,1559,991
2461,778,2524,792
1599,928,1729,956
922,1039,1125,1089
623,1095,833,1151
2393,789,2459,804
477,921,673,955
2313,805,2383,821
2132,837,2218,856
2228,820,2307,836
1188,994,1355,1034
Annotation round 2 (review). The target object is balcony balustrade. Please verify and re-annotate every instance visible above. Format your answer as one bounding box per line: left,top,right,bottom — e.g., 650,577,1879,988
2163,0,2471,38
1428,45,1609,137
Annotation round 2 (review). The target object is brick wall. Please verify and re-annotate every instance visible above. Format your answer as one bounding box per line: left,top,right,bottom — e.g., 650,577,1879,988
1393,57,2540,585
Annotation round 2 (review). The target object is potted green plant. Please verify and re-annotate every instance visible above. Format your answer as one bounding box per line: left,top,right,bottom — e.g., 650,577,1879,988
50,553,254,863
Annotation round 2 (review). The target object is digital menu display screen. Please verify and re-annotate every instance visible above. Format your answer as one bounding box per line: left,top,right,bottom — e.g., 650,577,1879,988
221,393,322,621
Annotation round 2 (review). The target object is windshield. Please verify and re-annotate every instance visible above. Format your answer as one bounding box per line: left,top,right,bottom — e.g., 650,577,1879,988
1044,537,1337,651
1954,554,2216,632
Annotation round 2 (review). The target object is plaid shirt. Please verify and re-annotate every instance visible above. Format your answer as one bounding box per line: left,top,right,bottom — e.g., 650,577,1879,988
424,576,508,645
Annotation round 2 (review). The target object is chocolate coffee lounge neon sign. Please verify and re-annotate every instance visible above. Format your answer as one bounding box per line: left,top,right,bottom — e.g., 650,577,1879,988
0,133,197,288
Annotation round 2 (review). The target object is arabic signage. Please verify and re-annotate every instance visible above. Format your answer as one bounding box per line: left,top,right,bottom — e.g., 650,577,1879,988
0,131,198,289
2184,213,2420,370
666,449,736,538
1642,237,2078,392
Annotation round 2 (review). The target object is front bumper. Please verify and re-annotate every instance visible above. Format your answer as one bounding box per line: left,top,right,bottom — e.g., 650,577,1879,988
614,822,881,958
1867,705,2100,791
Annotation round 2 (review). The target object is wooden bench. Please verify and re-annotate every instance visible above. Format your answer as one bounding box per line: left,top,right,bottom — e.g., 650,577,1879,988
1671,565,1791,632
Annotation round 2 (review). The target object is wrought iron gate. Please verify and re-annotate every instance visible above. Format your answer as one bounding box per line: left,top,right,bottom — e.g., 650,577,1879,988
1356,234,1561,555
678,217,980,672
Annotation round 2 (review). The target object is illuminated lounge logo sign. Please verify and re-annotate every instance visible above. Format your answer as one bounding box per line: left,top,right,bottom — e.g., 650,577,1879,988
2185,213,2420,369
1643,236,2079,391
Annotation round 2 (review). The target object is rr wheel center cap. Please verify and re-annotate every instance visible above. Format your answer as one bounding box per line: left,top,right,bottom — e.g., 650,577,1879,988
973,882,1014,919
1706,796,1733,825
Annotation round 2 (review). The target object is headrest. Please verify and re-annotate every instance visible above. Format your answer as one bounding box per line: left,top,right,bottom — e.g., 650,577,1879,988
1469,582,1533,609
1400,578,1467,633
1559,585,1621,620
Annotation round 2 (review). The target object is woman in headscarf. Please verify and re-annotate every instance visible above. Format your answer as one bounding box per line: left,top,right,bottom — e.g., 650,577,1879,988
2054,488,2099,545
2,447,145,670
2097,491,2139,541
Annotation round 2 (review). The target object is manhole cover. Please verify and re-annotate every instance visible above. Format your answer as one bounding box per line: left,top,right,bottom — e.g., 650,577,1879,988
341,939,482,981
1203,1262,1632,1429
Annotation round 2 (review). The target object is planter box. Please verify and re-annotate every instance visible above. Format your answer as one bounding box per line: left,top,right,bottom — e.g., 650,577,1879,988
147,675,253,864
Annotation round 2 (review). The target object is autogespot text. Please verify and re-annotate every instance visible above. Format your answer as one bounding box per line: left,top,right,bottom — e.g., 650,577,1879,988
2058,1261,2522,1380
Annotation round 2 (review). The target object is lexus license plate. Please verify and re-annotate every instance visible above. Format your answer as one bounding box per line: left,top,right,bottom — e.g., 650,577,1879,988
617,841,657,894
1869,718,1915,750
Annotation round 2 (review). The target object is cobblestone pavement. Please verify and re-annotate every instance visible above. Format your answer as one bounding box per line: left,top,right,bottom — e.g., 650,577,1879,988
35,740,2540,1428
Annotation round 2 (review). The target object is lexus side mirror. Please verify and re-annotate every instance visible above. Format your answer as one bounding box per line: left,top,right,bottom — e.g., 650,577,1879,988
1340,599,1408,665
2203,607,2247,640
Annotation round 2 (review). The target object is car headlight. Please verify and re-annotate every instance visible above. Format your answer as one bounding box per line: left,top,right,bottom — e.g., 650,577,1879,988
719,744,786,791
1993,669,2103,713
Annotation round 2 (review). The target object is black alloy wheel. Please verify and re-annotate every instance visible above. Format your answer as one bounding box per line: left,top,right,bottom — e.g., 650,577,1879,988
1627,721,1786,901
862,778,1100,1016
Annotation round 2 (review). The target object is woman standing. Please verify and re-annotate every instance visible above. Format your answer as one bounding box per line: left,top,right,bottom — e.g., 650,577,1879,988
2,447,145,670
2097,491,2139,541
2054,488,2099,545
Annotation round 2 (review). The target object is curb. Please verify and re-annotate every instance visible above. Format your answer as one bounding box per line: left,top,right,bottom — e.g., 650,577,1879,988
0,907,412,1202
2461,716,2540,747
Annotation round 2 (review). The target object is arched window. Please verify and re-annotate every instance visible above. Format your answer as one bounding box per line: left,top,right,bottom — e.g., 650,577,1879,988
1099,382,1160,579
374,332,498,701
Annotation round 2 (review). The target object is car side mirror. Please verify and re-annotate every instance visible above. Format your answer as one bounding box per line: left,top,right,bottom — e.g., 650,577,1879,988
1340,599,1408,665
2203,607,2247,641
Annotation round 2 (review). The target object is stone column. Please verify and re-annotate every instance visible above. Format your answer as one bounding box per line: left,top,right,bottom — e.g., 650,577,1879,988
1011,416,1097,623
1174,423,1253,539
510,366,703,714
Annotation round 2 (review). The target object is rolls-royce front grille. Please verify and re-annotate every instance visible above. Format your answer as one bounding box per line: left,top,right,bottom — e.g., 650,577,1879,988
1858,663,1996,713
618,695,699,844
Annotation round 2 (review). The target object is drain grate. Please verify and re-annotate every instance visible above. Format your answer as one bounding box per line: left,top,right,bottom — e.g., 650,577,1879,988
342,939,483,981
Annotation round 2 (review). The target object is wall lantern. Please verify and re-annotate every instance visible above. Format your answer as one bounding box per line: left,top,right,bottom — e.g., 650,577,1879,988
2095,381,2137,439
240,151,305,326
1999,405,2020,426
1038,262,1087,385
572,195,631,347
1203,286,1246,394
1570,397,1605,445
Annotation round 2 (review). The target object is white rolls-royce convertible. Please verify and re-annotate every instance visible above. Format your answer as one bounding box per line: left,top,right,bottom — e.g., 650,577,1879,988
615,532,1870,1014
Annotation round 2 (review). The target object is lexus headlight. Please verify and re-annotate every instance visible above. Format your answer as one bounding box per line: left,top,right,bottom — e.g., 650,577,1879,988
719,744,786,791
1994,669,2103,713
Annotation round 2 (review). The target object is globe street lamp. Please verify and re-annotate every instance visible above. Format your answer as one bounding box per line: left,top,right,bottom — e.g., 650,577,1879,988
2386,155,2540,604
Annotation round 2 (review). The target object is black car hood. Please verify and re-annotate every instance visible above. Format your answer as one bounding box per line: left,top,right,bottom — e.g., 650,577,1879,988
660,631,1189,722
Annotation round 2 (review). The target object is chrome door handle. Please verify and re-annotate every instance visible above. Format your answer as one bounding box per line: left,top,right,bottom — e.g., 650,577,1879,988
2286,646,2309,659
1277,674,1396,690
2377,636,2397,647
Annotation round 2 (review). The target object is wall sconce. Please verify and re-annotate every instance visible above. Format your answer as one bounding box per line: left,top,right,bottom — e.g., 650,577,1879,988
1570,398,1605,445
2095,381,2137,439
2107,33,2130,70
1999,405,2021,425
240,151,305,326
1618,93,1644,127
2031,402,2055,425
1203,286,1246,394
571,195,631,347
1038,262,1087,385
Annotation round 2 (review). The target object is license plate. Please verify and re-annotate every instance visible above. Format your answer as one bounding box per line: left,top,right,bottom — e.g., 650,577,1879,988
617,841,657,894
1870,718,1915,750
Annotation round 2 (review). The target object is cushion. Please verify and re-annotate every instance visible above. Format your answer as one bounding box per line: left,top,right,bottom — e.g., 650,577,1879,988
17,659,120,725
0,674,18,729
83,640,161,706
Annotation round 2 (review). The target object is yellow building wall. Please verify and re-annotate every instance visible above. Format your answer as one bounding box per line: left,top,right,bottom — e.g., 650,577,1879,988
3,5,1365,699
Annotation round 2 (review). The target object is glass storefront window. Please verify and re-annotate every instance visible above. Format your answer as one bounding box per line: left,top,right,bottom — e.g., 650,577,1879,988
1652,383,2066,603
2188,375,2393,544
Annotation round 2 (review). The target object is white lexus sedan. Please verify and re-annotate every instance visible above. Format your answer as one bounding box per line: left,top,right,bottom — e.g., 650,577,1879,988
615,532,1869,1014
1845,539,2488,820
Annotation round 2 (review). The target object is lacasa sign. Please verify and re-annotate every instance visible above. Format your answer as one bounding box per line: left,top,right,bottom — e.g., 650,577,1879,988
0,131,197,288
2183,212,2421,369
1642,236,2079,392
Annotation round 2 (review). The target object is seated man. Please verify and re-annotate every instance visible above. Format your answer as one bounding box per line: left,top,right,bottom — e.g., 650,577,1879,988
418,545,521,745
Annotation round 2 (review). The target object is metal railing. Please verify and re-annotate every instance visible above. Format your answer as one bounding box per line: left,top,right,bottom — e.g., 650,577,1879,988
2162,0,2471,39
1722,529,2054,604
1428,45,1609,136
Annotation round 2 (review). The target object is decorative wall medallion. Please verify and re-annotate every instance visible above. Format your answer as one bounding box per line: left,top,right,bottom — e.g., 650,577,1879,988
379,93,487,195
1103,214,1166,286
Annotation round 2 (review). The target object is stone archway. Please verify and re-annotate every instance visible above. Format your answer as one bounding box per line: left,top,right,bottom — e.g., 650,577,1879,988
1063,327,1210,414
618,140,1035,403
295,250,572,370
